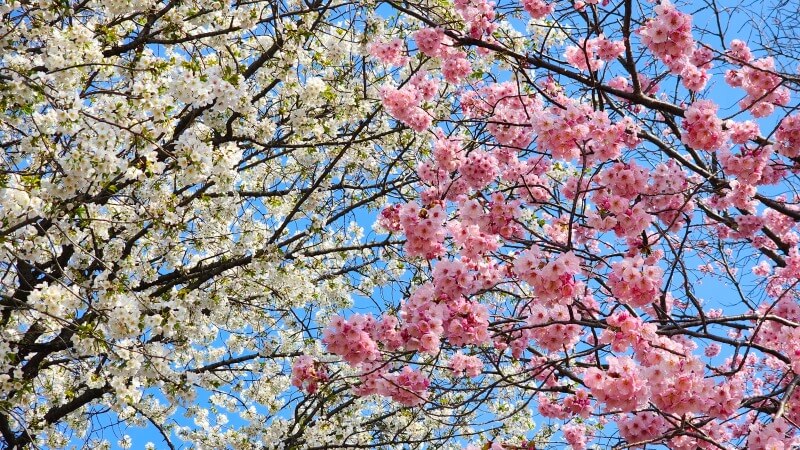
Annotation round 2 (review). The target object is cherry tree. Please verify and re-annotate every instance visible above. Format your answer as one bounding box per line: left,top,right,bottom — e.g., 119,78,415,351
296,0,800,449
2,0,800,448
0,0,418,447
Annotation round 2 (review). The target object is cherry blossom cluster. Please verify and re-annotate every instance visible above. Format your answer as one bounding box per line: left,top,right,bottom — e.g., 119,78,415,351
775,114,800,158
454,0,499,40
461,82,538,148
599,311,657,352
397,201,448,259
401,281,491,350
531,98,639,161
562,424,588,450
564,36,625,72
746,418,799,450
373,365,431,406
414,28,447,57
680,99,727,151
724,44,790,118
322,314,382,365
608,257,663,308
521,0,553,19
523,304,583,353
413,28,474,84
432,129,466,172
373,31,477,130
514,250,583,305
315,269,491,401
368,38,407,66
617,411,668,445
379,84,433,132
639,0,710,91
719,144,773,187
449,352,484,377
588,188,653,239
291,355,329,394
584,356,649,412
351,363,431,406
